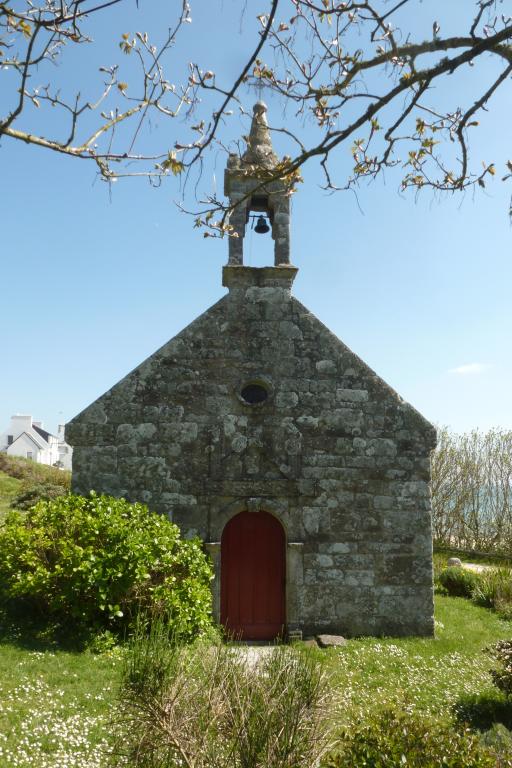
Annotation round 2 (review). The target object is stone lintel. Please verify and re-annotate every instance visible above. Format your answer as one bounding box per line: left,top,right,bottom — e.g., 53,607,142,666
223,265,298,291
224,169,289,198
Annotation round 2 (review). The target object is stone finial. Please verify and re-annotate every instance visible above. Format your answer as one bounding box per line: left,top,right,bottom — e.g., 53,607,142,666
242,101,278,169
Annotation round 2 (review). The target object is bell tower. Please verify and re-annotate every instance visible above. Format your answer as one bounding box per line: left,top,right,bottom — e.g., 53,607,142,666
224,102,293,267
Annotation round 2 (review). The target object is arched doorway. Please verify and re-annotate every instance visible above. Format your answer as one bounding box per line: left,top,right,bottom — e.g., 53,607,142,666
221,510,285,640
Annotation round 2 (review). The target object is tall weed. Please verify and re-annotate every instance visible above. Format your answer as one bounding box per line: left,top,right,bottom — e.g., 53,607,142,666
473,570,512,618
437,565,512,619
114,616,333,768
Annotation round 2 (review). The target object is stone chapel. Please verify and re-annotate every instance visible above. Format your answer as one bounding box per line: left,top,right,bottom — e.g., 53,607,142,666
66,102,437,640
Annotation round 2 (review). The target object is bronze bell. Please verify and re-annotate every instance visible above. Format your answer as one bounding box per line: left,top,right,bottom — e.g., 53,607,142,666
254,215,270,234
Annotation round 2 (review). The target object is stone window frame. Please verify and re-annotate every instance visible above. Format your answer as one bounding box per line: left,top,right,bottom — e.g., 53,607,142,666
236,375,274,408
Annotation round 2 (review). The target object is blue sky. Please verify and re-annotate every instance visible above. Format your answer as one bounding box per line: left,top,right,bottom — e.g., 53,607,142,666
1,0,511,437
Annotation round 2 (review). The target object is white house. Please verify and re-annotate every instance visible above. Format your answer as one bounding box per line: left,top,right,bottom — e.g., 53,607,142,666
56,423,73,471
0,414,73,470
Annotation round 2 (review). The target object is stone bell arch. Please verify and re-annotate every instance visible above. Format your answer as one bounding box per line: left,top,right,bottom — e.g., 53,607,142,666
224,101,292,267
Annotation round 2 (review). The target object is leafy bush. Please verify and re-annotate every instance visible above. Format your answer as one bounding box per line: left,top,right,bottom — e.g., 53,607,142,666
0,492,213,640
472,569,512,618
479,723,512,762
11,481,68,510
486,640,512,698
115,616,332,768
454,690,512,732
438,566,481,598
436,562,512,618
325,710,496,768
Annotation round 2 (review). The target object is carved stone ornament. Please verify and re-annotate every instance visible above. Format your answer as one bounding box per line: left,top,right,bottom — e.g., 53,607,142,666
241,101,278,169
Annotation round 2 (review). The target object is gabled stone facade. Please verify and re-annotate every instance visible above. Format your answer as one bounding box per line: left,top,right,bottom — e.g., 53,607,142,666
67,103,436,639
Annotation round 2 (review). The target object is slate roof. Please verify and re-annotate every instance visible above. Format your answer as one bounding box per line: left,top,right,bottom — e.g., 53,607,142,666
33,424,52,443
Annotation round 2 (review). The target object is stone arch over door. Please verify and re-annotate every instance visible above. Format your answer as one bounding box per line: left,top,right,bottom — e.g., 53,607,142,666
205,498,304,638
220,510,285,640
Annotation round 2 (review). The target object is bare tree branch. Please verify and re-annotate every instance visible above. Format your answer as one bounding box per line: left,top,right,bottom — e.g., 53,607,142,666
1,0,512,222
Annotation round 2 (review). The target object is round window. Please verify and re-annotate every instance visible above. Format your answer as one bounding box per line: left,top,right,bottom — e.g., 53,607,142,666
240,382,269,405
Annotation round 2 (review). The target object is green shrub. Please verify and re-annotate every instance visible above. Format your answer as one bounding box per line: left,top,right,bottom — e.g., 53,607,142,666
115,616,332,768
486,640,512,698
437,563,512,618
325,710,496,768
479,723,512,762
438,566,481,598
0,492,213,640
11,481,68,510
454,690,512,732
472,569,512,617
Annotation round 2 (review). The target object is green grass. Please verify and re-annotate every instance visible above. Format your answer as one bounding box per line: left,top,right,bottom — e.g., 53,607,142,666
0,453,115,766
0,455,70,522
0,596,510,767
320,596,512,729
0,457,510,765
0,623,122,767
0,472,21,520
0,455,70,496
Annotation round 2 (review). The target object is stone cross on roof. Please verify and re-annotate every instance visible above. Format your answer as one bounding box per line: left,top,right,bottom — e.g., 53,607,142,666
224,102,292,268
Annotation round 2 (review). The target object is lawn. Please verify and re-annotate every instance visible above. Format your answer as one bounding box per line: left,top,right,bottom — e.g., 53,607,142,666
323,596,512,729
0,462,115,766
0,462,509,766
0,595,510,767
0,629,122,768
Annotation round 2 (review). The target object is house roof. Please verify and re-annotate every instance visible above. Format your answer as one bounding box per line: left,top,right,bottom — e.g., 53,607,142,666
33,424,53,443
8,431,44,451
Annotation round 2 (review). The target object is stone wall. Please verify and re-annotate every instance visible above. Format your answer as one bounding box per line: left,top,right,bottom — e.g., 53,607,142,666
67,265,436,637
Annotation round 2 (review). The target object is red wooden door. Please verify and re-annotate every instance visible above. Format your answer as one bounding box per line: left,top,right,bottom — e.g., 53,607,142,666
221,511,285,640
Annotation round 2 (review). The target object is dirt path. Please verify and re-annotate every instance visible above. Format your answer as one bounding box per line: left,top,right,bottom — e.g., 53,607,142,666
462,562,494,573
